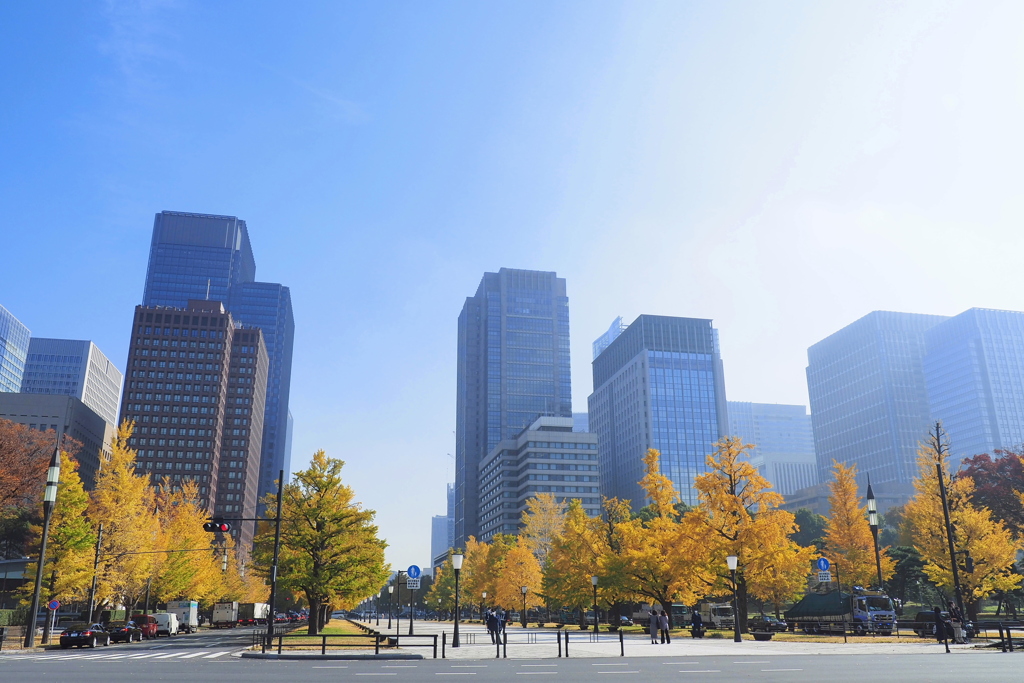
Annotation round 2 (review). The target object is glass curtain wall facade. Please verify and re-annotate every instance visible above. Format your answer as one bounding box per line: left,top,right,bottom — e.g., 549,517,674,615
0,304,30,393
727,401,817,495
229,282,294,513
806,311,947,486
455,268,571,545
924,308,1024,464
21,338,123,427
141,211,295,511
589,315,728,506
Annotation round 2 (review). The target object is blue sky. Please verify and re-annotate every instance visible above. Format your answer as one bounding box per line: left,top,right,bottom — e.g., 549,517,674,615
4,0,1024,569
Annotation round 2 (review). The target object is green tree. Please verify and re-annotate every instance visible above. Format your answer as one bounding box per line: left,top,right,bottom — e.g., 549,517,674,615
790,508,827,550
253,450,389,634
425,551,455,616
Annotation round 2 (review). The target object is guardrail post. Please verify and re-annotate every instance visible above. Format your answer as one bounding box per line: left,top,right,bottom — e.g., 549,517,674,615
620,628,624,657
496,632,501,658
376,634,380,655
557,629,562,657
442,631,446,659
1009,626,1015,652
277,633,282,655
565,629,569,657
434,634,438,659
503,630,507,658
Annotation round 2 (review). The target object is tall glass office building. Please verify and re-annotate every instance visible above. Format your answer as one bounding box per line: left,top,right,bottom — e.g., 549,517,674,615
455,268,571,545
923,308,1024,464
727,401,817,495
806,311,947,487
0,304,30,393
141,211,295,508
589,315,728,506
21,338,123,427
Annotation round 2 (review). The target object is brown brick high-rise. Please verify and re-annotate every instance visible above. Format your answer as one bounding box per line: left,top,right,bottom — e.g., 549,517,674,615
119,300,268,551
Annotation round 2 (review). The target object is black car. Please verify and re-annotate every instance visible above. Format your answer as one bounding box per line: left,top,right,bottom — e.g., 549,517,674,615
106,620,143,643
59,623,112,648
748,615,788,632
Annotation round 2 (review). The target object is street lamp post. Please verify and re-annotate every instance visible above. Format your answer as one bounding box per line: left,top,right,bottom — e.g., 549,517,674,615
591,576,599,633
452,553,464,647
481,591,487,622
387,585,394,630
376,591,381,627
24,437,62,647
521,586,528,629
866,479,883,590
726,555,741,643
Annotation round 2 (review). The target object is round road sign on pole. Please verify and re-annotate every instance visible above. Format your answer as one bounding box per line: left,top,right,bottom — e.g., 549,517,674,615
815,557,831,572
407,565,421,579
47,599,60,611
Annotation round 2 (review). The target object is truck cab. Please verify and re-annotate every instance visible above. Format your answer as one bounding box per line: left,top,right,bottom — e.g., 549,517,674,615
850,589,896,635
700,603,735,629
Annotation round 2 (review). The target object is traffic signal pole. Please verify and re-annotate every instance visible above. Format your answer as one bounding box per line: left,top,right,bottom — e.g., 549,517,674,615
263,470,284,653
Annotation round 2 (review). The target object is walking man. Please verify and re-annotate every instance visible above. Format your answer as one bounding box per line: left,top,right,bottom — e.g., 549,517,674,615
933,606,950,653
486,610,497,644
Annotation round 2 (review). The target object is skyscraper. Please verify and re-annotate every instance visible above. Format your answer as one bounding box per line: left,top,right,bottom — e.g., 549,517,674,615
0,304,30,393
21,338,123,426
923,308,1024,464
141,211,294,509
806,311,947,487
455,268,571,545
119,300,268,549
589,315,728,506
727,401,817,495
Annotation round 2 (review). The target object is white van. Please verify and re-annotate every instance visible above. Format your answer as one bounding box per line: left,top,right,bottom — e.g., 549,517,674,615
153,612,180,637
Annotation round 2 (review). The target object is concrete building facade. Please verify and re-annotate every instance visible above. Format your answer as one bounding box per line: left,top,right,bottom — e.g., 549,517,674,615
478,416,599,541
589,315,728,507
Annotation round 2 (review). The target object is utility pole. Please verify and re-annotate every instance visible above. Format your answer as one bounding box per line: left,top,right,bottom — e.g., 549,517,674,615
263,470,285,653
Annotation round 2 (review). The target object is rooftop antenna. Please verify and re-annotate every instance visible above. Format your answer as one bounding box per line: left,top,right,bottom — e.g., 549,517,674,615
206,279,211,300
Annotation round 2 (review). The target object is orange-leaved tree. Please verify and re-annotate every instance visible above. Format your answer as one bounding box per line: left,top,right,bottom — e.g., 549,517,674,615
823,461,894,588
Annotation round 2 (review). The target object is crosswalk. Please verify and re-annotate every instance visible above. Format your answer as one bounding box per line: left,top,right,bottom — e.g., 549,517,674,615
0,649,236,662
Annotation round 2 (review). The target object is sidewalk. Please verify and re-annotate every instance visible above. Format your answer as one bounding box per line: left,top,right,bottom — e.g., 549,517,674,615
354,620,979,659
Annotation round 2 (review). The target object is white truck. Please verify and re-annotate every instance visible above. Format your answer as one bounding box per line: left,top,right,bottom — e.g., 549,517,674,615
153,612,180,637
212,602,239,628
700,602,735,629
166,600,200,634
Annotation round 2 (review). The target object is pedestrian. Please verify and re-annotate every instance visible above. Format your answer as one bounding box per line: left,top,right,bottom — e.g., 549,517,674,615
649,610,659,644
947,601,966,644
486,609,498,644
659,610,671,644
933,606,949,653
691,609,704,638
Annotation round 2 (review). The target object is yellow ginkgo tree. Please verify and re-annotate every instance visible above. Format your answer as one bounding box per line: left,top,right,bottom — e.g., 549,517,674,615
823,461,894,589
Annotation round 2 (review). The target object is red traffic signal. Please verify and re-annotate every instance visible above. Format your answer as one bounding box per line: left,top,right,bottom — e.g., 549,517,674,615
203,520,231,532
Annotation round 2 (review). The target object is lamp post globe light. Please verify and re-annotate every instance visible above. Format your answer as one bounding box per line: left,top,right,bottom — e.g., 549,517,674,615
726,555,741,643
452,553,464,648
481,591,487,622
521,586,528,629
866,480,884,590
591,575,599,633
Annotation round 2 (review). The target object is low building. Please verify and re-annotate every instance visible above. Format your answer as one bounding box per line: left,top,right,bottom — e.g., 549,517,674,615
727,401,817,495
0,393,114,489
478,416,599,541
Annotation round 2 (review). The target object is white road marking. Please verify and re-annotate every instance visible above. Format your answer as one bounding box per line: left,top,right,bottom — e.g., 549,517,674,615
128,653,161,659
733,661,770,663
597,672,639,675
203,651,231,658
678,671,721,674
179,652,206,658
354,674,397,676
313,666,349,669
516,674,557,676
762,669,803,672
436,675,477,677
154,652,184,658
593,663,630,666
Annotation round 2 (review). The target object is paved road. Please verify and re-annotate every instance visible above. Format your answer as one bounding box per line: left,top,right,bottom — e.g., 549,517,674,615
0,651,1017,682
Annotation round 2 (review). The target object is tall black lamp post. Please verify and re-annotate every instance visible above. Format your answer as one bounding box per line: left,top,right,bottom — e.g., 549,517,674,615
866,480,883,590
452,553,464,647
520,586,528,629
591,575,599,633
24,437,61,647
726,554,741,643
387,585,394,629
376,590,382,626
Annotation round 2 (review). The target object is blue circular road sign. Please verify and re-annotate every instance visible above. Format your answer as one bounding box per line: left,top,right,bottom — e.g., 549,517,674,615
48,599,60,610
407,565,422,579
816,557,831,572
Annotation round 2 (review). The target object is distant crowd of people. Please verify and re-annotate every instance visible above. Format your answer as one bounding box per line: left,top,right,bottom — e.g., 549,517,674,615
484,608,512,643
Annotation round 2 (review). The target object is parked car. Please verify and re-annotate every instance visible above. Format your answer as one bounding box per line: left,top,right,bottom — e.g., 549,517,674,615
59,623,111,648
130,613,159,640
106,620,143,643
153,612,179,636
619,616,634,627
748,615,788,632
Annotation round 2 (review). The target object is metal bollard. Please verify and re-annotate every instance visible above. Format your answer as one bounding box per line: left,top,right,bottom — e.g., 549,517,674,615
1010,626,1015,653
442,631,446,659
620,628,624,657
557,629,562,657
496,632,501,658
503,630,507,658
565,629,569,657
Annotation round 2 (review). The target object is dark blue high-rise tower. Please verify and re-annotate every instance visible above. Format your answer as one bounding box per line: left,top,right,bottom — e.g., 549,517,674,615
455,268,571,545
142,211,294,510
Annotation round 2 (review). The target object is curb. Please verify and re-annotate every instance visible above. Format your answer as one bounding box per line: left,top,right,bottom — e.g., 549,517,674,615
241,651,424,661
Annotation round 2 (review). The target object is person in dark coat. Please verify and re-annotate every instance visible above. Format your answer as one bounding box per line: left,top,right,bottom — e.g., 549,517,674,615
659,610,671,644
947,600,966,644
691,609,704,638
486,610,498,644
649,611,659,644
933,606,950,653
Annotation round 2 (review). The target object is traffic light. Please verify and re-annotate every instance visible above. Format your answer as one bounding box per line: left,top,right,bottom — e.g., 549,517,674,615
203,519,231,533
965,555,975,573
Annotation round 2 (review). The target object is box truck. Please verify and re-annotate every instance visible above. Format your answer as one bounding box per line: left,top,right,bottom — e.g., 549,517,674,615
166,600,199,634
212,602,239,628
238,602,270,626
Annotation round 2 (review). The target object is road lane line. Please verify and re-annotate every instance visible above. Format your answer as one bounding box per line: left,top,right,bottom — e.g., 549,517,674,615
154,652,183,658
762,669,803,672
678,671,721,673
179,652,206,658
597,672,639,674
128,653,160,658
436,674,477,676
203,651,230,658
593,663,629,666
